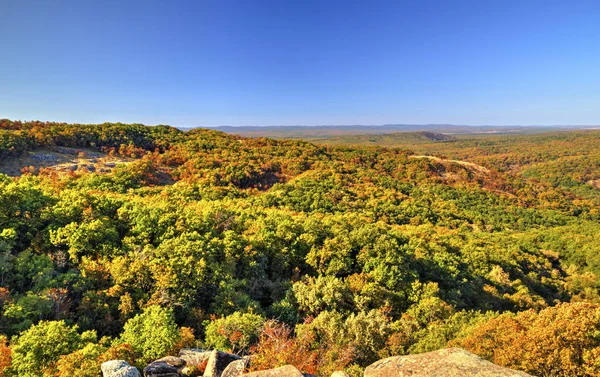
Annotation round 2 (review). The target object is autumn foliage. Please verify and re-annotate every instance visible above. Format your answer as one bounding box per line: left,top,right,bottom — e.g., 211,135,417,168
454,302,600,377
1,119,600,376
0,336,10,377
249,320,354,376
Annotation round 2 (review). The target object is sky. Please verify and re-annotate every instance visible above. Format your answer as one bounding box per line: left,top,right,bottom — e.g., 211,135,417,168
1,0,600,127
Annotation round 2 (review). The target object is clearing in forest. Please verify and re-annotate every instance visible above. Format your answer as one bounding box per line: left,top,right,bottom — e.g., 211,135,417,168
0,147,130,176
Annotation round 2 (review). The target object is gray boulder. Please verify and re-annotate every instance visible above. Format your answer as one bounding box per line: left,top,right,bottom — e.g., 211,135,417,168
143,361,179,377
204,350,242,377
364,348,532,377
156,356,187,370
179,349,211,376
221,357,251,377
101,360,142,377
240,365,303,377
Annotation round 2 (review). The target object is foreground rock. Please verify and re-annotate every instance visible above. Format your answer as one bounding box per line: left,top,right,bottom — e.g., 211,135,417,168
364,348,532,377
221,357,251,377
156,356,187,370
144,361,180,377
179,349,212,376
204,350,242,377
240,365,303,377
102,360,142,377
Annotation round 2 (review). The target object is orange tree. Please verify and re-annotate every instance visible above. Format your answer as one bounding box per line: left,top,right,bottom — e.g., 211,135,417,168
454,302,600,377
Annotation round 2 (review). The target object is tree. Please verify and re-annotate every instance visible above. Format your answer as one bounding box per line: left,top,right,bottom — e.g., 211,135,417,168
2,293,53,335
0,335,10,377
454,302,600,377
120,305,180,364
204,312,265,354
293,276,353,316
10,320,96,377
249,320,353,376
55,343,104,377
296,309,391,366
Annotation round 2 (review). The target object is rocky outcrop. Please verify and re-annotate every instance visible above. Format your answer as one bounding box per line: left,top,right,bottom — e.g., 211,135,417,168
364,348,532,377
156,356,187,370
104,347,530,377
102,360,142,377
221,357,251,377
240,365,304,377
175,349,241,377
204,350,242,377
144,361,180,377
179,349,211,376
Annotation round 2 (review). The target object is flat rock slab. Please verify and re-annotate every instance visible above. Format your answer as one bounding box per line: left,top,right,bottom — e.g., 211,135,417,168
364,348,532,377
240,365,303,377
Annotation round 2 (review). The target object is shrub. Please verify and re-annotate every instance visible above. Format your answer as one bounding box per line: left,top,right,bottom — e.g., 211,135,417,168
204,312,265,354
120,305,180,364
98,343,137,366
250,320,354,376
10,320,95,377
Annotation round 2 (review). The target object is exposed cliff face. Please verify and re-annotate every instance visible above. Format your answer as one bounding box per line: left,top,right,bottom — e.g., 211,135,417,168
364,348,532,377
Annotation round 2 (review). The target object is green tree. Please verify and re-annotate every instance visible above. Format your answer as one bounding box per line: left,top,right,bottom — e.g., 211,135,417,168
204,312,265,354
2,293,53,334
120,305,180,364
10,320,96,377
293,276,353,316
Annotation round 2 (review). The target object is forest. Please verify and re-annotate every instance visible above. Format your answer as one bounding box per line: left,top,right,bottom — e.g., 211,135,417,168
1,119,600,377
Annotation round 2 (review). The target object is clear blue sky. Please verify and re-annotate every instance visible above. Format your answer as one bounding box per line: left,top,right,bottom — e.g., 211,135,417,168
1,0,599,126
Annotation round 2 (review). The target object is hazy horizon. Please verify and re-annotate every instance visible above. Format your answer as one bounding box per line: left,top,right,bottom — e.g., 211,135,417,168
3,119,599,129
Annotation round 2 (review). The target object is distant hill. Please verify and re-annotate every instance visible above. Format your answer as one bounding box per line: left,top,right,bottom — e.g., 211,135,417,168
210,124,585,138
309,131,458,147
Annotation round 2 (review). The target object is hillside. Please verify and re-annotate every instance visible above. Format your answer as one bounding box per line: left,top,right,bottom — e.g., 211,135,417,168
308,131,457,146
1,119,600,377
313,130,600,207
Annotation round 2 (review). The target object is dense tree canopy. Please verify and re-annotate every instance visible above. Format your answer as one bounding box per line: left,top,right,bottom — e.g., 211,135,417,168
0,119,599,376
